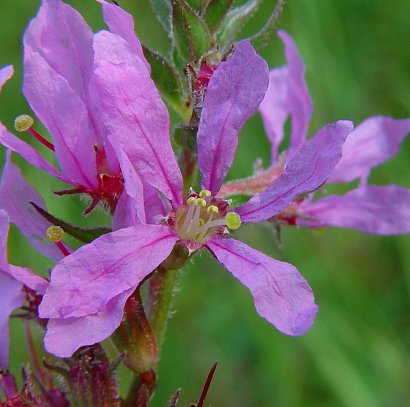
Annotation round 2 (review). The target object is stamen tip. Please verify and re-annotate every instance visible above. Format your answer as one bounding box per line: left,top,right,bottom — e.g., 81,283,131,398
14,114,33,132
225,212,241,231
46,226,64,243
199,189,212,198
194,198,206,207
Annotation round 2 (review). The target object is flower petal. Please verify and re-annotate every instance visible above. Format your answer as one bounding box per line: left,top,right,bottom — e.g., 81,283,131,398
0,272,23,369
44,288,133,358
24,49,97,188
236,120,353,223
0,159,63,261
259,31,313,161
0,124,61,179
299,185,410,235
92,30,182,204
329,116,410,183
198,40,269,195
39,225,178,319
96,0,150,71
0,65,13,93
24,0,94,98
207,238,318,336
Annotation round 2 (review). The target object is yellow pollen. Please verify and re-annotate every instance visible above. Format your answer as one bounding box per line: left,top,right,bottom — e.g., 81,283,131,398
14,114,34,132
207,205,219,214
194,198,206,207
46,226,64,243
225,212,241,231
198,218,205,226
199,189,212,198
186,196,196,205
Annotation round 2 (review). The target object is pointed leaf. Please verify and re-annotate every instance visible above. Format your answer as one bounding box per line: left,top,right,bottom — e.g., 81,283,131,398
142,45,184,108
31,202,111,243
172,0,212,62
217,0,261,45
204,0,233,32
149,0,173,34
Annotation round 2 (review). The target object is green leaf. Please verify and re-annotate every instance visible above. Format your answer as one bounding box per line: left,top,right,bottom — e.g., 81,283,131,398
203,0,233,33
142,45,185,112
30,202,111,243
250,0,285,50
149,0,173,34
172,0,212,62
173,124,198,151
217,0,261,45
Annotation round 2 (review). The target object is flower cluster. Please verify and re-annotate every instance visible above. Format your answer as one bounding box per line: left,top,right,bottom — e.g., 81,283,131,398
0,0,409,405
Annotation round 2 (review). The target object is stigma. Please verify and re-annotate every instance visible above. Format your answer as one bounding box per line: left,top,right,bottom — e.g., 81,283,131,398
173,189,241,245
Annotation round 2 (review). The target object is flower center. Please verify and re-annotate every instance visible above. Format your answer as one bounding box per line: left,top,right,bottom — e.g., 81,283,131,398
172,189,241,245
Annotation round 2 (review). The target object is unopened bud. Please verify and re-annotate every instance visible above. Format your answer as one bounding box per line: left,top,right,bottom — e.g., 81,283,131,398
14,114,33,132
46,226,64,243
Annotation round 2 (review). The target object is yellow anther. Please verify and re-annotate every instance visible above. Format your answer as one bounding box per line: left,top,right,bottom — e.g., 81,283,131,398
199,189,211,198
207,205,219,214
14,114,34,132
225,212,241,231
198,218,205,227
186,196,196,205
46,226,64,243
194,198,206,207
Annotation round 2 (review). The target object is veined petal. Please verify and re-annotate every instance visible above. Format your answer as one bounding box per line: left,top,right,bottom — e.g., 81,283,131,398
39,225,178,319
44,288,133,358
198,41,269,195
259,31,313,162
0,210,9,271
329,116,410,183
207,238,317,336
0,272,23,369
0,65,13,93
96,0,150,71
299,185,410,235
24,49,97,188
24,0,94,98
0,159,63,261
0,124,61,179
236,121,353,223
92,31,182,204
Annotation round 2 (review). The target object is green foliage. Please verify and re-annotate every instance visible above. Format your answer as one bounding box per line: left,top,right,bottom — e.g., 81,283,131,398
202,0,234,33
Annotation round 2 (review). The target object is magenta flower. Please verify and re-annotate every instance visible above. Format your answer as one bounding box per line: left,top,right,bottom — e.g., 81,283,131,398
224,31,410,234
38,31,354,357
0,0,148,214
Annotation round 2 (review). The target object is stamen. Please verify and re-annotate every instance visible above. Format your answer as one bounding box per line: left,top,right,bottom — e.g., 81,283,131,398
194,198,206,207
46,226,64,243
14,114,55,151
186,196,196,205
225,212,241,230
181,202,196,232
207,205,219,214
199,189,212,198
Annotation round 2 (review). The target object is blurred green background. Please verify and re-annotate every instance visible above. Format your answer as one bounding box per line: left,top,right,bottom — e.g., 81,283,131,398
1,0,410,406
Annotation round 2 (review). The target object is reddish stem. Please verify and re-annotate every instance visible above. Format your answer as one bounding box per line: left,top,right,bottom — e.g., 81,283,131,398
27,127,55,151
55,241,70,257
197,362,218,407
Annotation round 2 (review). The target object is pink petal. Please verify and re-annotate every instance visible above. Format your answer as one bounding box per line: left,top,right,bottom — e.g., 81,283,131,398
0,123,61,180
0,159,63,261
0,272,23,369
236,120,353,223
207,238,318,336
259,31,313,161
92,31,182,204
24,0,94,98
300,185,410,235
39,225,178,319
44,288,133,358
24,49,97,188
198,41,269,195
0,210,10,271
329,116,410,183
96,0,150,71
0,65,13,93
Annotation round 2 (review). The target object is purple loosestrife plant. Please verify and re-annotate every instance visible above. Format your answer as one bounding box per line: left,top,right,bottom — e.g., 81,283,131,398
220,31,410,234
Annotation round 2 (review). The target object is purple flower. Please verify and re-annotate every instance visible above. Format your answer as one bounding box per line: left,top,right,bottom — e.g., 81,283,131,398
223,31,410,235
0,207,48,369
0,0,148,214
39,33,354,358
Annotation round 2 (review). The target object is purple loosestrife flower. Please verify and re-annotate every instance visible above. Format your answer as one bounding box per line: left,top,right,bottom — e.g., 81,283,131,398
223,31,410,234
0,0,149,214
39,33,353,358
